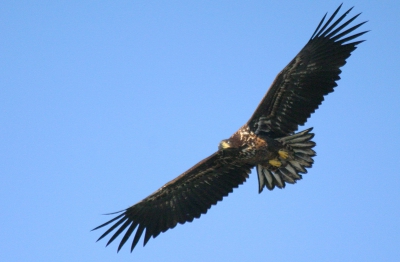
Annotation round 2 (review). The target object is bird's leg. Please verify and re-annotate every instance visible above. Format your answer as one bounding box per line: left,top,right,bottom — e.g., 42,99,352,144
278,149,289,159
268,149,289,167
268,159,282,167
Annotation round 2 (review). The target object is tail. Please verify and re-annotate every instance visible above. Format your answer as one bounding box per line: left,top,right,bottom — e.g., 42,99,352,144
257,128,316,193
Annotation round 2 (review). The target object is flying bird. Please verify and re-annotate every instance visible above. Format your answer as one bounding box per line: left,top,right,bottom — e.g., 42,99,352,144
93,4,368,252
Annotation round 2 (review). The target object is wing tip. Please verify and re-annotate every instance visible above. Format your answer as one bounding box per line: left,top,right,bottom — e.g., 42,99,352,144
310,4,368,43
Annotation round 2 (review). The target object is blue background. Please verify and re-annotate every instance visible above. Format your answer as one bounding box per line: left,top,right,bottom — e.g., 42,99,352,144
2,1,399,261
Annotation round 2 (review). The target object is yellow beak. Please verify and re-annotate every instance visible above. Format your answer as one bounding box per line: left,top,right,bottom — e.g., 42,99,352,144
219,140,231,150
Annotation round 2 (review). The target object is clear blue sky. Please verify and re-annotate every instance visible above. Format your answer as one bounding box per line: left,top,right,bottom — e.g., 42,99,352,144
2,1,399,261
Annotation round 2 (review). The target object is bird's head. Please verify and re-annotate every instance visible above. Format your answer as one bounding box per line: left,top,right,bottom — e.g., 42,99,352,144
218,139,232,150
218,134,243,151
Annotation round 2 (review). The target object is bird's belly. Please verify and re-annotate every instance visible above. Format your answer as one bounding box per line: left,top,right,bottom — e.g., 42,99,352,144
240,145,278,165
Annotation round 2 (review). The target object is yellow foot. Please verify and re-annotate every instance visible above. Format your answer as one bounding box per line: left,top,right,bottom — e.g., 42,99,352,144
269,159,282,167
278,150,289,159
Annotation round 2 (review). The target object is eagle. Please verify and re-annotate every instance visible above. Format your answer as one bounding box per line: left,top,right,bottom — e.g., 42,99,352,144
93,4,368,252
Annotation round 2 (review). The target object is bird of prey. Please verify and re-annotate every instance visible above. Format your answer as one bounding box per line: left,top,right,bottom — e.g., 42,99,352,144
93,4,368,252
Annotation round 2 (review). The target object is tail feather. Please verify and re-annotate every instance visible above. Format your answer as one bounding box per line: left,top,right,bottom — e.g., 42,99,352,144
257,128,316,193
289,160,307,173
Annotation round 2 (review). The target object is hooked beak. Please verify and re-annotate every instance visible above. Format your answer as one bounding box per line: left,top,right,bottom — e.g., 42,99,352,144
218,140,231,150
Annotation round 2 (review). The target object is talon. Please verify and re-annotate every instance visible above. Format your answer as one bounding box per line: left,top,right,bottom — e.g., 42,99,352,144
278,150,289,159
269,159,282,167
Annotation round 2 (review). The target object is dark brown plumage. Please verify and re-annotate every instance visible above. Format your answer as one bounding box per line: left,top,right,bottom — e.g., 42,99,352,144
93,4,368,252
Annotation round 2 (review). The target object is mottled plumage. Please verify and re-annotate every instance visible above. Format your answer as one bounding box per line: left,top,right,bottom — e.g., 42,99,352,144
93,4,368,252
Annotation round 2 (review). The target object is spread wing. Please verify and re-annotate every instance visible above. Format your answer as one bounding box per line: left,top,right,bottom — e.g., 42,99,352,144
248,4,368,137
93,150,253,252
